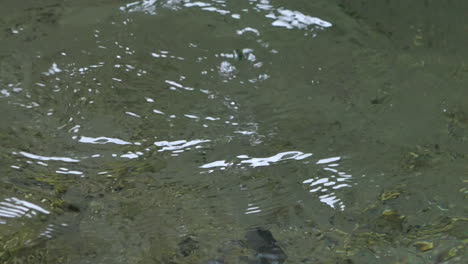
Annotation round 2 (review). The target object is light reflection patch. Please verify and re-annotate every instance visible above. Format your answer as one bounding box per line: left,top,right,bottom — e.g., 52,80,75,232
0,197,50,223
200,152,351,211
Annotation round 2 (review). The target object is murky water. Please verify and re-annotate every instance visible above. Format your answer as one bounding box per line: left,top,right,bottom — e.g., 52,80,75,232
1,0,467,263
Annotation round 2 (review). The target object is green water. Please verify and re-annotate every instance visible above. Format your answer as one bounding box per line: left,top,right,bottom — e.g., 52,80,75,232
0,0,467,263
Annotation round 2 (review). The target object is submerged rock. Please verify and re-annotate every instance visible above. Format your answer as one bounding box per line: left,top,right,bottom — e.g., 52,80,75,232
414,241,434,252
245,228,287,264
205,228,287,264
177,236,199,257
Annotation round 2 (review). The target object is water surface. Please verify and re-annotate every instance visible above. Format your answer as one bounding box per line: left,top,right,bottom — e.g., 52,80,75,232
1,0,467,263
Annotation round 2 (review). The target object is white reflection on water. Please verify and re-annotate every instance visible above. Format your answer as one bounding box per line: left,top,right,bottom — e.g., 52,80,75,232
155,139,210,153
268,8,332,30
43,62,62,76
245,203,262,215
17,151,80,163
56,168,84,175
120,0,332,36
121,0,158,14
165,80,194,91
316,156,341,164
78,136,133,145
0,197,69,244
153,109,165,114
237,27,260,36
125,111,142,118
0,197,50,223
151,50,184,60
200,160,233,169
302,157,352,210
184,114,199,119
201,152,351,210
218,61,237,80
0,89,11,97
240,151,313,167
234,130,255,135
38,223,68,239
200,151,312,169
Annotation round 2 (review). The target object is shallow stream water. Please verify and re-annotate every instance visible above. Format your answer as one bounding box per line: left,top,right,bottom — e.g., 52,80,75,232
0,0,467,263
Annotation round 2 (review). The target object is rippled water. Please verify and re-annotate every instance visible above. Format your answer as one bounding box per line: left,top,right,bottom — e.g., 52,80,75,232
1,0,467,263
